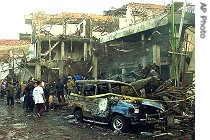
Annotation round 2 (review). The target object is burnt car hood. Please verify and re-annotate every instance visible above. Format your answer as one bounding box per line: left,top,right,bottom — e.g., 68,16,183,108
117,98,165,111
141,99,165,111
116,101,135,108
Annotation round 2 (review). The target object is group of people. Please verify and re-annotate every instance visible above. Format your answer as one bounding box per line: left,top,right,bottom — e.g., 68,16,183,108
0,78,50,118
0,73,82,119
55,74,78,103
0,80,18,107
22,78,56,118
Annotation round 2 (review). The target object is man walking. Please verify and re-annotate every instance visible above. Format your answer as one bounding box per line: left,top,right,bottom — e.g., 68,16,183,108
33,81,45,118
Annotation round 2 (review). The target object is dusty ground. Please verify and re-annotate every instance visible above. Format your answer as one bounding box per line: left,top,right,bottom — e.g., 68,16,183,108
0,98,194,140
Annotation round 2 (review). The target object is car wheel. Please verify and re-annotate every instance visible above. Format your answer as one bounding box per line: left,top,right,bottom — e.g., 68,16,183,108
111,115,127,132
74,110,83,122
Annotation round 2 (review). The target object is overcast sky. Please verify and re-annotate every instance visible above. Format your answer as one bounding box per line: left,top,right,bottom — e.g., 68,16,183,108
0,0,194,39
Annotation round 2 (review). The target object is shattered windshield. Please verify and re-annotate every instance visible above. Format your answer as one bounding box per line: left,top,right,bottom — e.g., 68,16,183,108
111,83,139,97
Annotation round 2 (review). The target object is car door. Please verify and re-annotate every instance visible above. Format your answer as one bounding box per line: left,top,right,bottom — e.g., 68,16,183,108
82,83,96,118
68,82,84,108
91,83,110,118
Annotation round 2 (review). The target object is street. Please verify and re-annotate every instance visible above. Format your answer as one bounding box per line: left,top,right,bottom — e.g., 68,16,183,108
0,98,194,140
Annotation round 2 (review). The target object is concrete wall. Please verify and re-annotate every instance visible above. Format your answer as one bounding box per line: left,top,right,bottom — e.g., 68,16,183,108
120,7,158,29
100,14,168,43
67,45,84,61
92,31,102,39
126,8,134,26
0,63,9,80
41,21,88,37
47,42,84,61
78,20,86,38
119,18,127,29
28,44,36,60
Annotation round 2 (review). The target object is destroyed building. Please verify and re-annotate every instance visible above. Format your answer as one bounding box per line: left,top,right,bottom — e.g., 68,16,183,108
0,40,30,81
99,2,195,85
0,2,195,85
20,11,119,82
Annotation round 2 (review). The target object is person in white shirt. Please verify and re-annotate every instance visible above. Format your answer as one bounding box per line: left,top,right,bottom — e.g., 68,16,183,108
33,80,45,118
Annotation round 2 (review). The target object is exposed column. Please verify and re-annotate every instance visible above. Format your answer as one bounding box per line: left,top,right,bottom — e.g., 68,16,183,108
92,54,97,79
59,17,67,79
105,43,108,53
141,34,144,44
49,39,51,61
142,57,147,67
153,44,160,66
84,42,88,61
59,41,65,79
141,34,147,67
121,65,126,82
88,43,91,56
35,21,41,79
35,64,41,79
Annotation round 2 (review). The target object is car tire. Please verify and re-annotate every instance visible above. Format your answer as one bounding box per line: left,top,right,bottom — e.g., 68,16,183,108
74,110,83,122
111,115,128,132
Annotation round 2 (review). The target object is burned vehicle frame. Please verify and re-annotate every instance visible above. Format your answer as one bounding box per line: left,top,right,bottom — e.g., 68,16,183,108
66,80,165,132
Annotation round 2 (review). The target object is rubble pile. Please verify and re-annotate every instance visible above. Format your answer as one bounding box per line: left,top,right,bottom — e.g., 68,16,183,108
127,63,194,126
149,80,195,112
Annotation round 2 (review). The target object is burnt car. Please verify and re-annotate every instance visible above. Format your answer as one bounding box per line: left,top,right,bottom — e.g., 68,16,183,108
66,80,165,132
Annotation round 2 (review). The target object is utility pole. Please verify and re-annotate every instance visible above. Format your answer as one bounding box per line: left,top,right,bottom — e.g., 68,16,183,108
171,0,187,87
177,0,187,87
33,12,42,80
170,0,177,86
59,16,67,79
12,50,14,83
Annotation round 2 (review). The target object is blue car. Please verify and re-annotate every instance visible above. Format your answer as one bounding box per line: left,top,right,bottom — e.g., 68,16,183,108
66,80,165,132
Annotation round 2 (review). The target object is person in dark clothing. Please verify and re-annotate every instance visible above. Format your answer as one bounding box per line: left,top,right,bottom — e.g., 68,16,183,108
20,81,27,109
63,78,68,95
55,79,65,103
63,75,68,85
6,81,15,106
63,74,71,94
43,81,51,112
24,79,35,112
1,81,7,99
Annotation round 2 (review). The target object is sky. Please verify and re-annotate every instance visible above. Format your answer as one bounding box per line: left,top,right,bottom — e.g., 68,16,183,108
0,0,194,39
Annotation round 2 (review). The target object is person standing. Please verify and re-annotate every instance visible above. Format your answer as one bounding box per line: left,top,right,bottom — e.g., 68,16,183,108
33,81,45,118
63,74,69,95
6,81,16,107
43,81,51,112
55,79,65,103
1,80,7,99
67,77,75,96
25,79,35,112
20,81,26,108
